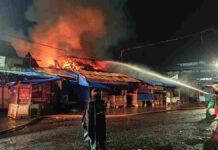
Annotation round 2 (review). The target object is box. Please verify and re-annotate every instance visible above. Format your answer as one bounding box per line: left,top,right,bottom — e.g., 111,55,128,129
8,104,29,119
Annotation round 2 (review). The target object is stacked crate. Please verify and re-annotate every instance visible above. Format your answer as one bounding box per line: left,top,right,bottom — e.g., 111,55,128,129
8,84,31,119
108,95,127,108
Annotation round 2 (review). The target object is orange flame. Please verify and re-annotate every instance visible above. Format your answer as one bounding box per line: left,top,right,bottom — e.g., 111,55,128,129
57,57,110,72
11,6,105,67
47,59,55,67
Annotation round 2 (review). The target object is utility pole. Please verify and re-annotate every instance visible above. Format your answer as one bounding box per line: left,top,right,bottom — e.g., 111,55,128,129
119,49,125,62
119,48,132,62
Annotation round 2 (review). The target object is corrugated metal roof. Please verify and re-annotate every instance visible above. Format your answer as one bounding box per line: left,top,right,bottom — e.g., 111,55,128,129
76,70,140,84
36,68,77,79
0,70,55,78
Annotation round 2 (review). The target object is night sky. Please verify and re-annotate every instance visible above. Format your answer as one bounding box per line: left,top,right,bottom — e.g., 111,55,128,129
116,0,218,69
1,0,218,69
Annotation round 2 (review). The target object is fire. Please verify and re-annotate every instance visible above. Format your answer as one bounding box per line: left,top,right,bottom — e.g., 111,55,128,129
10,2,105,67
47,59,55,67
96,61,111,71
58,57,110,72
62,62,71,69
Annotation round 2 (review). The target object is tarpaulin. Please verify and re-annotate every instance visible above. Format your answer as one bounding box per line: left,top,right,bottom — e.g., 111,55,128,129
88,82,111,90
21,77,61,84
0,70,56,78
137,93,153,100
79,74,89,87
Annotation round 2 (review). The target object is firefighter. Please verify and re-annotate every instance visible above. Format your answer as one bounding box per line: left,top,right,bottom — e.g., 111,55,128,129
82,88,106,150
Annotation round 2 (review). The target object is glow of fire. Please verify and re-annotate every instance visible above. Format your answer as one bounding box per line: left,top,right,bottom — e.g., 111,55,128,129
48,59,55,67
10,6,105,67
59,58,109,72
108,61,209,94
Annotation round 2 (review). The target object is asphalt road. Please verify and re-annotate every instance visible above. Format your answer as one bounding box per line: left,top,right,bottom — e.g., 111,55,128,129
0,109,217,150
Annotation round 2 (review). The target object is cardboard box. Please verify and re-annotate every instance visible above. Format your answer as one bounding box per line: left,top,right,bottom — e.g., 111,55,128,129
8,104,29,119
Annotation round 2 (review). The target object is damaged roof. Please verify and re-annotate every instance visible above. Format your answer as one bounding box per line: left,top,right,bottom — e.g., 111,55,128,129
77,70,140,85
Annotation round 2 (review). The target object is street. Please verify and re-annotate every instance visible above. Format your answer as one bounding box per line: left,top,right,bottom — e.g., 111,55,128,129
0,109,217,150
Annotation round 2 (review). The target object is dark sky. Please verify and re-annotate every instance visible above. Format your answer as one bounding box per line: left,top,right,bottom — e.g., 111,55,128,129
116,0,218,69
1,0,218,69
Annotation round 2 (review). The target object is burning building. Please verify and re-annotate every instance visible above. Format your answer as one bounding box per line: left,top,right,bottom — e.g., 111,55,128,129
36,56,141,109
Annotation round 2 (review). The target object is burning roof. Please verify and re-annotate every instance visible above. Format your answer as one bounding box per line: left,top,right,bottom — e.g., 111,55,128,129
78,70,140,85
36,68,76,80
40,56,141,85
59,56,107,72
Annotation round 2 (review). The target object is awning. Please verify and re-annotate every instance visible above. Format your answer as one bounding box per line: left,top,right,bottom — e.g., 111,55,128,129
88,82,111,90
200,84,212,88
0,70,55,78
137,93,153,100
8,82,16,87
69,80,110,90
21,77,61,84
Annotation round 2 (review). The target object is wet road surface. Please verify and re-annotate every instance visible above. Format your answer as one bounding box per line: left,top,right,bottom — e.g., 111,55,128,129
0,109,217,150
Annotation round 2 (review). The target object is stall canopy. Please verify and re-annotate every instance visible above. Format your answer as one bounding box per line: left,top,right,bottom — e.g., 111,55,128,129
21,77,61,84
70,80,110,90
200,84,212,88
138,93,153,100
88,82,111,90
0,70,56,78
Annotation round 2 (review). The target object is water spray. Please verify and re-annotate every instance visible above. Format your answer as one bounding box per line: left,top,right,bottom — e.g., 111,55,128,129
107,61,208,94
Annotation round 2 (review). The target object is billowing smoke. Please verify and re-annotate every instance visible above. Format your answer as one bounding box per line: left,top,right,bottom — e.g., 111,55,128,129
5,0,129,67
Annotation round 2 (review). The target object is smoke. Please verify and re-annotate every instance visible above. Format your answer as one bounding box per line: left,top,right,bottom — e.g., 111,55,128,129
5,0,129,66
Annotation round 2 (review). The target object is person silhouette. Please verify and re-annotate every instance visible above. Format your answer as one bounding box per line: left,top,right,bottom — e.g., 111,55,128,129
82,88,106,150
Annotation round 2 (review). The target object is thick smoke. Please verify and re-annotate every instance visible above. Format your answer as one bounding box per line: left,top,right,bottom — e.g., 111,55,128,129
7,0,129,66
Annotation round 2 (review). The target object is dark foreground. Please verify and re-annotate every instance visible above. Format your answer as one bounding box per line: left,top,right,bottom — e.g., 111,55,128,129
0,109,217,150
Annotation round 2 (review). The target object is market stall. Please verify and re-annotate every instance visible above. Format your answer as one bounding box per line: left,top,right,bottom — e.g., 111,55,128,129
8,78,60,119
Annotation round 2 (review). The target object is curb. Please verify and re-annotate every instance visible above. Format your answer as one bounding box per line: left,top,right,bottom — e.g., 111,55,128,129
0,107,207,136
0,117,44,136
46,107,207,119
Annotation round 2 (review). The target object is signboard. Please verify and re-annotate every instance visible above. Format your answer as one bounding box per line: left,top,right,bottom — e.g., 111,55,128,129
0,56,6,67
19,88,30,104
18,105,29,116
199,96,205,102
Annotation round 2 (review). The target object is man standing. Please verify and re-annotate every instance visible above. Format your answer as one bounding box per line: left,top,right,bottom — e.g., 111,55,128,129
82,88,106,150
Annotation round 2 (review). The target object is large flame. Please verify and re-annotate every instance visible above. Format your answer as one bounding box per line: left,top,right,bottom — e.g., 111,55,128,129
10,4,105,67
59,57,110,72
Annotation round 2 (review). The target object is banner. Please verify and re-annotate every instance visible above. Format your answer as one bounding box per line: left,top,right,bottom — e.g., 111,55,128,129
0,56,6,67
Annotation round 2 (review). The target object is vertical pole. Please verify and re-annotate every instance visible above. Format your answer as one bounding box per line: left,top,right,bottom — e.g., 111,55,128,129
101,90,103,100
178,88,181,105
2,86,4,109
188,88,190,104
124,90,127,108
30,84,32,117
1,86,4,109
135,89,138,108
